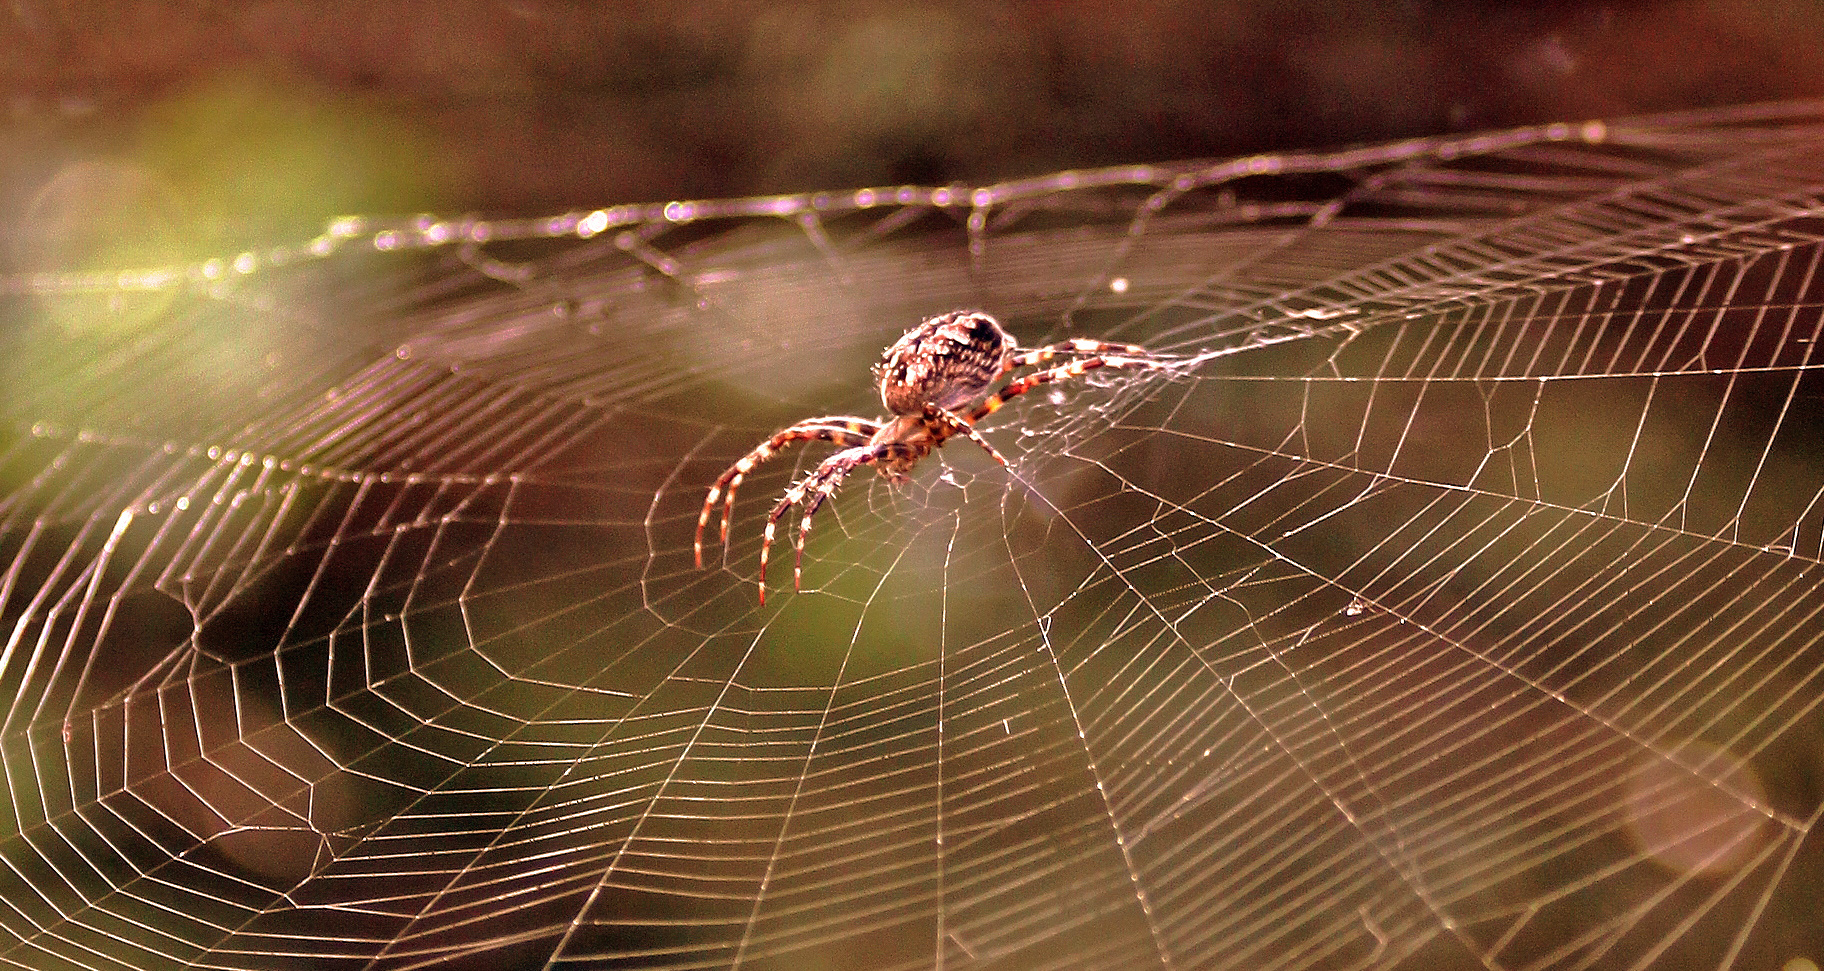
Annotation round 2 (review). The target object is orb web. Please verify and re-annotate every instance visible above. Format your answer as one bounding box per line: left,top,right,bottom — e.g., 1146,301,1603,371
3,101,1824,970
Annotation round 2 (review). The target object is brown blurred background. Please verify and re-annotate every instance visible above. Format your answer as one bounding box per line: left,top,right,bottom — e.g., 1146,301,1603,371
4,0,1823,228
2,7,1823,969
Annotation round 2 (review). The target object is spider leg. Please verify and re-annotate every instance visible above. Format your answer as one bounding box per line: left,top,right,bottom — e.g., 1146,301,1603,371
1004,338,1154,373
757,441,923,602
969,353,1171,424
920,404,1008,467
695,417,881,568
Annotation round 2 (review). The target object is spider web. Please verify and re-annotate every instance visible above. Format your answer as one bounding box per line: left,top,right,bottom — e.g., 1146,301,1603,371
2,100,1824,971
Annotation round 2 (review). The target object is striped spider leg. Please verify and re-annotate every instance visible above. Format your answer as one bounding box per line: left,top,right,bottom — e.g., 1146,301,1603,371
752,402,1014,601
757,441,925,603
970,338,1168,424
695,417,881,568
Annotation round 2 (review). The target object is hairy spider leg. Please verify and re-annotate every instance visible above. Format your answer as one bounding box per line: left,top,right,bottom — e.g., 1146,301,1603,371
696,417,881,568
919,403,1009,467
758,441,925,603
1009,338,1154,373
970,351,1170,424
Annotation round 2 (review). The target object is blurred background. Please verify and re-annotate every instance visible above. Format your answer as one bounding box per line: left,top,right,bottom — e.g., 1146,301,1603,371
3,5,1824,971
4,0,1824,229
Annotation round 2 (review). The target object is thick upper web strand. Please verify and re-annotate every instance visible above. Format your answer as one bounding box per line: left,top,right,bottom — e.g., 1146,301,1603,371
2,101,1824,971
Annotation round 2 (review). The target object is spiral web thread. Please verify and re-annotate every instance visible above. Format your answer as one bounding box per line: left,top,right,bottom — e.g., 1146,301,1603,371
2,100,1824,970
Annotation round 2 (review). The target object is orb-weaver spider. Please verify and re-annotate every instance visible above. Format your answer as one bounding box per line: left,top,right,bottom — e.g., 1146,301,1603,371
695,309,1171,601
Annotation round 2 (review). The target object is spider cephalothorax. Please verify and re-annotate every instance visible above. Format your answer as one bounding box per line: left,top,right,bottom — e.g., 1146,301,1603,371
695,309,1170,601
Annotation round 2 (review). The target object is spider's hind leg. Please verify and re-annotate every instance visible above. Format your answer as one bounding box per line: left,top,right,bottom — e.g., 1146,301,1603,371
970,351,1171,424
1009,337,1154,371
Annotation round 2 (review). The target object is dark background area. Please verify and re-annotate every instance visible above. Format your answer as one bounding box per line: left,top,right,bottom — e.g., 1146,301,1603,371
1,5,1823,970
4,1,1823,220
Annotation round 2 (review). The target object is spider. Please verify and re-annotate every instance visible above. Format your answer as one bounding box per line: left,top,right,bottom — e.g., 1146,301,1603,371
695,309,1171,602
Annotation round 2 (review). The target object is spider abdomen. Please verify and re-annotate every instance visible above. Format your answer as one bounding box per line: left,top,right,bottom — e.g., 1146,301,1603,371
876,310,1014,415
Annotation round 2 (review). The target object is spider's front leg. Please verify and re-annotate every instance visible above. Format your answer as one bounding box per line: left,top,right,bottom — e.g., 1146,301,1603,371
919,404,1008,466
757,441,924,602
696,418,881,568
